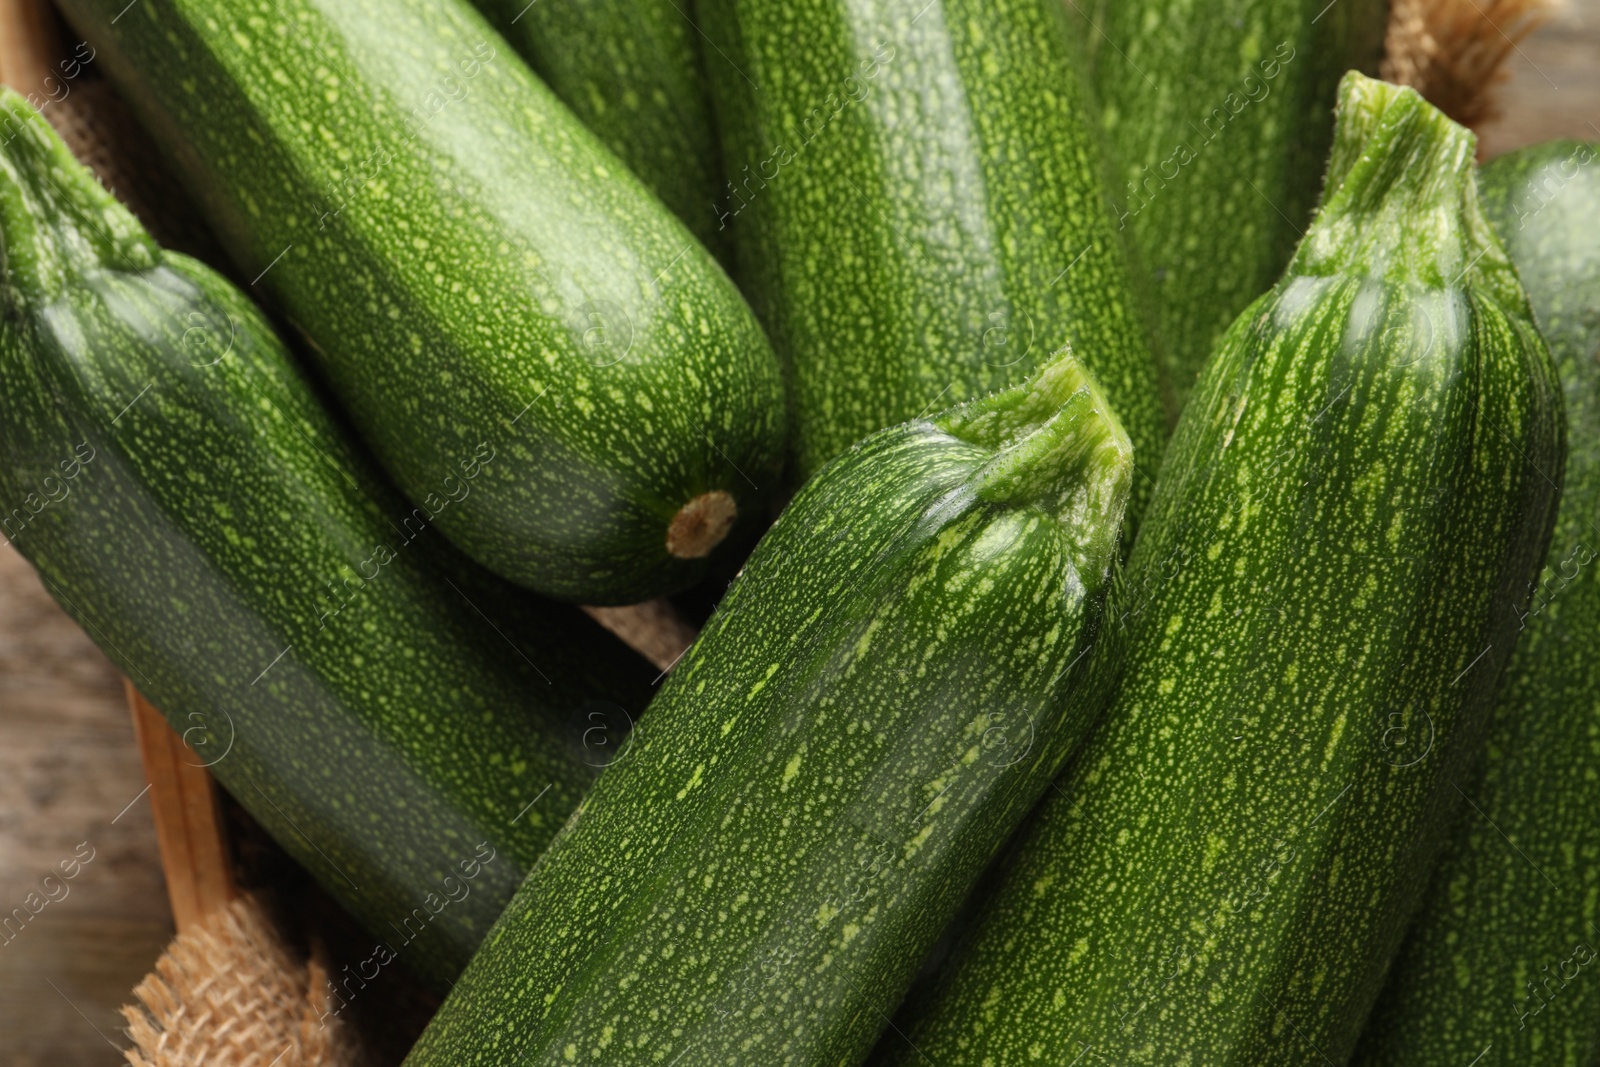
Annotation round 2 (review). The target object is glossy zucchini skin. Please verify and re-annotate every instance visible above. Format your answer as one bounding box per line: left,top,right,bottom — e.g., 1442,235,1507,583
1352,140,1600,1067
0,90,656,991
54,0,786,604
881,74,1563,1066
1084,0,1385,411
469,0,728,259
699,0,1164,515
403,350,1133,1067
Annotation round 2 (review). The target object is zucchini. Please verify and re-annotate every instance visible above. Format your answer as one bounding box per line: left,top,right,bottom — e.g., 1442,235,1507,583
469,0,728,259
403,348,1133,1066
881,73,1563,1066
0,90,655,991
55,0,787,605
698,0,1164,514
1085,0,1384,411
1352,140,1600,1067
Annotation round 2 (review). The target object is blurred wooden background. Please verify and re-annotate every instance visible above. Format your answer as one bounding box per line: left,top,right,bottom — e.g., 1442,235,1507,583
0,1,1596,1063
0,547,172,1066
1478,0,1600,157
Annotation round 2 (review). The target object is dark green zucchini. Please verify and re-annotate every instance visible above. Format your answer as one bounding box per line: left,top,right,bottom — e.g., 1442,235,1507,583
881,73,1563,1066
402,348,1133,1066
55,0,786,605
468,0,728,259
698,0,1164,516
0,89,655,991
1083,0,1385,411
1352,140,1600,1067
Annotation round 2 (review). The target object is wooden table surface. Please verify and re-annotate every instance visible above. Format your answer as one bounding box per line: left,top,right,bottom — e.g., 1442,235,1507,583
0,547,172,1066
1,4,1596,1064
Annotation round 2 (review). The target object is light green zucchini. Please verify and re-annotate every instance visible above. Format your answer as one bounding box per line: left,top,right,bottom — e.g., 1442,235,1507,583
1351,139,1600,1067
0,89,655,990
402,348,1133,1066
1083,0,1385,410
699,0,1164,517
468,0,728,259
879,72,1563,1066
54,0,786,604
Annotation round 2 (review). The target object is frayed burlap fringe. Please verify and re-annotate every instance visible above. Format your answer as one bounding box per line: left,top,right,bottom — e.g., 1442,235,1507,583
1382,0,1557,127
121,895,362,1067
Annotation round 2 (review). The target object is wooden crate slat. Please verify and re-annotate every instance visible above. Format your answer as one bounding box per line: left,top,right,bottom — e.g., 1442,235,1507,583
124,681,236,933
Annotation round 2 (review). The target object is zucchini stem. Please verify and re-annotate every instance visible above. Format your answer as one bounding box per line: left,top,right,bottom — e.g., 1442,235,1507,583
934,346,1133,588
666,490,737,559
1302,72,1517,302
0,88,156,307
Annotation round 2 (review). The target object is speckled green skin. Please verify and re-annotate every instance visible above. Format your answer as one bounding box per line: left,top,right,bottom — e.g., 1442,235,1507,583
0,92,656,991
54,0,785,605
470,0,728,260
402,351,1133,1067
699,0,1164,518
881,76,1564,1067
1083,0,1384,413
1350,141,1600,1067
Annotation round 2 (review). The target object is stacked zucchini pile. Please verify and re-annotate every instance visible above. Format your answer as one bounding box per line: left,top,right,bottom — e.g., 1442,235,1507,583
0,0,1592,1062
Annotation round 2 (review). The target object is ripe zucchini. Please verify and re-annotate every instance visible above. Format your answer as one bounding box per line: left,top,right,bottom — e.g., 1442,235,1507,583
882,74,1563,1066
698,0,1164,514
469,0,728,259
1352,140,1600,1067
0,90,655,991
1085,0,1384,410
403,349,1133,1066
55,0,786,605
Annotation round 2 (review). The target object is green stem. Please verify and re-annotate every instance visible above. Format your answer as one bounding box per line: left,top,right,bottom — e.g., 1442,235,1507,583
1296,72,1518,304
934,345,1133,587
0,88,157,307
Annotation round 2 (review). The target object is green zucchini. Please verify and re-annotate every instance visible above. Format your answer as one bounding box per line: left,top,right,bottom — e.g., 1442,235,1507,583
468,0,728,259
698,0,1164,514
1351,140,1600,1067
55,0,786,605
402,348,1133,1066
0,90,656,991
881,73,1563,1066
1084,0,1385,411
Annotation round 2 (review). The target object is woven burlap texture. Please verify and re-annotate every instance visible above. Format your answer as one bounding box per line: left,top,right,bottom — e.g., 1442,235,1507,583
121,895,362,1067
